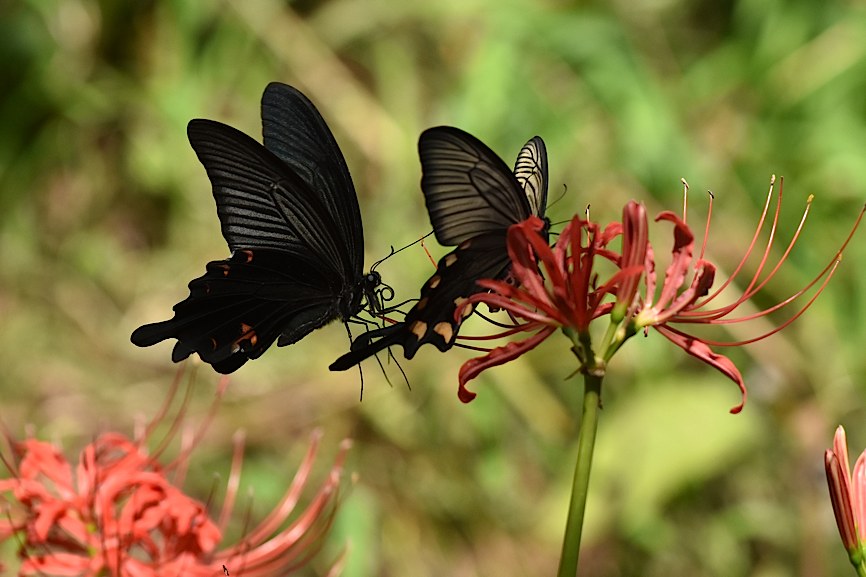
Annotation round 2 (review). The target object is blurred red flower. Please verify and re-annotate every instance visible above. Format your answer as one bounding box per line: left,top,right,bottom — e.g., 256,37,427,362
0,373,350,576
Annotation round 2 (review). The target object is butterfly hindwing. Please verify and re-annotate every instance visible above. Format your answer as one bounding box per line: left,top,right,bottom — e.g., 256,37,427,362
329,233,511,370
398,233,512,355
132,250,346,373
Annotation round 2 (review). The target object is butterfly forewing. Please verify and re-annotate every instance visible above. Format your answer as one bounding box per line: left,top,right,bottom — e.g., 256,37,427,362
419,127,532,246
260,83,363,279
188,119,351,276
513,136,548,217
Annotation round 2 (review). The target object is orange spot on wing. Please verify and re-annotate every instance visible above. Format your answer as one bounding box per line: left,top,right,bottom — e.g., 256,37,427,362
433,322,454,343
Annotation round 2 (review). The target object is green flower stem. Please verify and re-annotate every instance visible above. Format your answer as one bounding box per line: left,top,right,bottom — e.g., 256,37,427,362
558,330,604,577
852,552,866,577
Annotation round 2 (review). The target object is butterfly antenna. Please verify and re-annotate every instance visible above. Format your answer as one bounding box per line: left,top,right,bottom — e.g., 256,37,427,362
370,230,435,271
546,182,568,210
380,300,414,316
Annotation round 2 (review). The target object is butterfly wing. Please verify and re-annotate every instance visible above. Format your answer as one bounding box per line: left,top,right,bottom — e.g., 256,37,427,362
260,82,363,280
187,119,352,269
513,136,548,218
133,250,348,373
132,117,358,372
419,126,533,246
331,130,550,371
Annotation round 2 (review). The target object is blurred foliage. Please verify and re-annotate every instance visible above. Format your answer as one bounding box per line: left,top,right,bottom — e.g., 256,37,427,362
1,0,865,575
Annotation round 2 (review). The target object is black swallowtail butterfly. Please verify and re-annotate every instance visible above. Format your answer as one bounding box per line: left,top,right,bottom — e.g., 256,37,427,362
131,82,388,374
329,126,548,371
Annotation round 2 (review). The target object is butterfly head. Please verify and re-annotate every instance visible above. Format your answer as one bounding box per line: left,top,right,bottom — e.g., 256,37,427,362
364,270,382,289
361,270,389,315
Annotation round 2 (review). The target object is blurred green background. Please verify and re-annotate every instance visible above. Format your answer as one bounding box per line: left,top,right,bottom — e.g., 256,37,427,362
1,0,865,575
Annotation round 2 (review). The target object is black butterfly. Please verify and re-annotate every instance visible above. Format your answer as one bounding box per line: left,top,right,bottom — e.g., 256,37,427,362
131,82,388,374
330,126,548,371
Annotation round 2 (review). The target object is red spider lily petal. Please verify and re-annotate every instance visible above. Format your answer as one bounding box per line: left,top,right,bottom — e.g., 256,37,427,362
853,451,866,542
613,201,648,321
654,325,745,414
506,217,582,327
826,427,860,551
835,427,853,488
54,513,92,550
32,499,72,542
468,280,570,327
561,219,588,328
826,450,858,551
508,216,556,299
18,439,75,497
832,424,866,545
637,258,716,327
458,327,556,402
20,550,94,576
650,211,696,314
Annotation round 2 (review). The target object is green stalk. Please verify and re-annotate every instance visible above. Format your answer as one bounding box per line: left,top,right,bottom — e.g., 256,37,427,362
558,330,604,577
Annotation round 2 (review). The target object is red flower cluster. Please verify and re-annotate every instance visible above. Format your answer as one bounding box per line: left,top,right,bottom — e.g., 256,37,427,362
457,177,864,412
0,374,349,576
456,214,624,402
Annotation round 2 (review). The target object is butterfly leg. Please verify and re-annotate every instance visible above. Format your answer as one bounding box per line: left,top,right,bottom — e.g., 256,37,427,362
345,317,410,390
343,320,366,400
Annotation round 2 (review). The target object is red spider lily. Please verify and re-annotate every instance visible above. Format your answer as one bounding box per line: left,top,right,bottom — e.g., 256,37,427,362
825,426,866,569
616,178,864,413
0,371,350,577
455,214,628,402
455,177,862,412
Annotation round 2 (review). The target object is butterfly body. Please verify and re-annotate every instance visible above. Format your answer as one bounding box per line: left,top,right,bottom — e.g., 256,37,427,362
132,83,384,373
330,127,548,371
